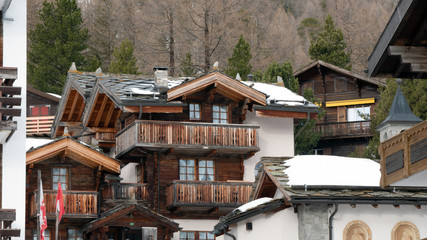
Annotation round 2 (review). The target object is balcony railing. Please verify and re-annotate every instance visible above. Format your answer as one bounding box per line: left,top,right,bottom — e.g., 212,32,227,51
166,180,253,208
102,183,149,201
30,190,98,218
26,116,54,135
116,120,260,157
314,121,372,138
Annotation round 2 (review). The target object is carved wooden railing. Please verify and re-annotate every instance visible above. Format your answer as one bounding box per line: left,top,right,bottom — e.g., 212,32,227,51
166,180,253,208
103,183,148,201
26,116,54,135
116,120,259,156
95,131,116,142
30,190,98,218
380,120,427,187
314,121,372,138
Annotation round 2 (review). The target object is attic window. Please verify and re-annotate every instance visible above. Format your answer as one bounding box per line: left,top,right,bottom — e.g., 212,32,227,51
212,104,228,124
53,167,68,190
189,103,201,120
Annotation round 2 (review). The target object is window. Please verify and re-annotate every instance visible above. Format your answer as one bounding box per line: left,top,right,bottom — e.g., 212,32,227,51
34,229,50,240
198,160,214,181
30,105,50,117
212,104,228,124
189,103,201,120
347,106,370,122
179,160,195,181
180,232,195,240
68,229,83,240
53,167,68,190
179,159,214,181
199,232,215,240
180,231,215,240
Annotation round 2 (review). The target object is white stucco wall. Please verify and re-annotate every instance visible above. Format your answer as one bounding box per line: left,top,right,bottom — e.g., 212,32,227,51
334,204,427,239
226,208,298,240
243,111,294,182
2,1,27,238
120,162,139,183
172,219,224,240
391,170,427,187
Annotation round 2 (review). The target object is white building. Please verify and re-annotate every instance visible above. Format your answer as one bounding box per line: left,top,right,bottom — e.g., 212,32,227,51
1,0,27,238
214,155,427,240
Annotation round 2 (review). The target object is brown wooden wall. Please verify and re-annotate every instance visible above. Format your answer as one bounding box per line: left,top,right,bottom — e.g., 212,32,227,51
26,92,59,117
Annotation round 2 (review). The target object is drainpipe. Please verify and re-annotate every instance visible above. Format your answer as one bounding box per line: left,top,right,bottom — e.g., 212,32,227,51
223,227,236,240
329,204,338,240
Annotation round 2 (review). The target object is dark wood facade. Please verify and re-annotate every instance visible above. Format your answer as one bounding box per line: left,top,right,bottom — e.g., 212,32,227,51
26,85,60,136
48,70,319,238
294,60,384,156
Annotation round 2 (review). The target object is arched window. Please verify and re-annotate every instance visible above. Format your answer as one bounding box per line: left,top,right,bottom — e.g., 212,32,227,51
391,221,419,240
343,220,372,240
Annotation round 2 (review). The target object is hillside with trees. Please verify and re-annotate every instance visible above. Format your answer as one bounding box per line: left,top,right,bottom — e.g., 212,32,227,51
27,0,397,77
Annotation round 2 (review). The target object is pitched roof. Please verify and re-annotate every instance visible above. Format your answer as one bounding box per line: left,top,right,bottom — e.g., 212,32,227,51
293,60,386,86
82,203,180,233
27,84,61,103
167,71,267,105
376,84,423,130
26,137,121,173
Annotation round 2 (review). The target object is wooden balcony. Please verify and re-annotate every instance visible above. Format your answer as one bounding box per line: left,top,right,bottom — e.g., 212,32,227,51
380,120,427,187
116,120,260,159
102,183,149,202
315,121,372,139
26,116,54,135
166,180,253,210
30,190,98,219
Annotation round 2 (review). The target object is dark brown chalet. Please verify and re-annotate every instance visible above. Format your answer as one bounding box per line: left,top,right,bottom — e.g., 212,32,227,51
26,137,179,239
294,60,385,156
27,84,60,136
50,68,318,239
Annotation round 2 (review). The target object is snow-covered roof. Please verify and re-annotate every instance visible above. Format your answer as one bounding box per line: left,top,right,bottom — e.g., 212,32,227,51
235,197,273,213
26,138,54,151
284,155,380,186
47,92,62,99
242,81,311,107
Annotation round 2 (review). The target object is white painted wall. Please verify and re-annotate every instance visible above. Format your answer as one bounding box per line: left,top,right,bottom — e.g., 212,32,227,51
171,219,224,240
120,162,139,183
334,204,427,239
2,1,27,238
243,111,294,182
391,170,427,187
226,208,298,240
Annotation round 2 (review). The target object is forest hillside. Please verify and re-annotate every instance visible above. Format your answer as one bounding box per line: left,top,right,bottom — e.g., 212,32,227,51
27,0,397,76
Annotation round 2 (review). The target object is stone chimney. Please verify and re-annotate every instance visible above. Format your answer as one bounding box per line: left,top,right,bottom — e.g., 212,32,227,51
153,66,169,94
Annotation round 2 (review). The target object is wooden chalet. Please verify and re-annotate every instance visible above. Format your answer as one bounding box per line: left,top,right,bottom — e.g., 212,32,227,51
49,68,318,238
368,0,427,78
26,84,60,136
26,137,180,239
294,60,385,156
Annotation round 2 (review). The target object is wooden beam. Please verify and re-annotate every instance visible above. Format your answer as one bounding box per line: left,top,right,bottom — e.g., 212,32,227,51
205,150,216,157
0,86,20,95
94,94,108,126
0,97,21,106
103,102,116,127
164,148,174,156
67,91,79,122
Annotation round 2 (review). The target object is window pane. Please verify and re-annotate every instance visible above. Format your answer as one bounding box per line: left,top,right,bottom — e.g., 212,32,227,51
188,160,195,166
207,161,213,167
195,104,200,110
60,168,67,175
60,176,67,182
53,176,59,182
213,105,219,111
221,113,227,119
207,175,214,181
187,175,194,181
189,104,194,111
199,175,206,181
199,160,206,167
208,232,215,239
180,174,187,180
213,112,219,118
195,112,200,119
207,168,214,174
53,168,59,175
180,167,187,174
220,105,227,111
189,112,194,119
180,232,187,239
199,232,207,239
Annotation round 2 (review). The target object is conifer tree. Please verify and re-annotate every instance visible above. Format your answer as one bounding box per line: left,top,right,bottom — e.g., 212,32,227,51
180,53,197,77
28,0,89,94
309,14,351,70
225,35,252,80
109,39,139,74
262,61,299,92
